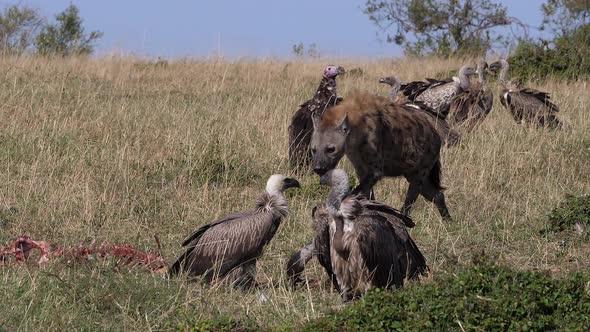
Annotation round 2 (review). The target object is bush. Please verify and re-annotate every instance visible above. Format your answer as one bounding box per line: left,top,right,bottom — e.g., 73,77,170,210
545,194,590,239
35,4,102,56
304,264,590,331
509,24,590,81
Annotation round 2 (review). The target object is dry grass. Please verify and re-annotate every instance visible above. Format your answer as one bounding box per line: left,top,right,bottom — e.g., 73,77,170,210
0,56,588,330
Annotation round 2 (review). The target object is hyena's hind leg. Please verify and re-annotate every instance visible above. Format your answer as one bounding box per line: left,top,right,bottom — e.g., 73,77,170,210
420,160,452,221
420,180,452,222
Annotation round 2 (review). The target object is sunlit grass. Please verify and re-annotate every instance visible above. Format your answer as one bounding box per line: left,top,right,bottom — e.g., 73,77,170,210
0,55,588,330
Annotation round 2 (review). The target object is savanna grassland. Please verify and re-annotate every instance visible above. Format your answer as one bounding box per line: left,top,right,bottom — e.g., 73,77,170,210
0,56,589,331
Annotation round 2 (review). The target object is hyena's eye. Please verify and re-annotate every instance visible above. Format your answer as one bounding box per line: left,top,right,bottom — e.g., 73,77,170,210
325,146,335,154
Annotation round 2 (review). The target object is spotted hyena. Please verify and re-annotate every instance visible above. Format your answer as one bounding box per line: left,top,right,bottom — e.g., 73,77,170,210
310,90,452,221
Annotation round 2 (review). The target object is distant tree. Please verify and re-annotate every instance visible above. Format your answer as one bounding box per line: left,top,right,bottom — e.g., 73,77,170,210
292,42,304,57
363,0,526,56
291,42,320,58
509,0,590,82
0,4,43,55
541,0,590,36
35,4,102,56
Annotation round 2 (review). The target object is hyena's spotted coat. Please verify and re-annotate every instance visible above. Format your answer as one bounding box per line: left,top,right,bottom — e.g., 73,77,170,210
311,90,452,221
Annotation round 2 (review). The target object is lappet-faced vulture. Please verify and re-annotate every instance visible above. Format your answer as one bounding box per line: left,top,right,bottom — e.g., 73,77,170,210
489,59,561,129
288,65,345,172
168,174,300,289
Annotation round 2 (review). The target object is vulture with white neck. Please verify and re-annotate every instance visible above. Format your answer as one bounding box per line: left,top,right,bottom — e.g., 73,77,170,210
448,60,494,131
400,65,477,118
286,169,426,301
380,76,460,146
489,59,561,129
168,174,300,289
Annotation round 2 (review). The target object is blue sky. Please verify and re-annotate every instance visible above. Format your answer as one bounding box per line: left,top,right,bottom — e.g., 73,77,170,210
7,0,547,59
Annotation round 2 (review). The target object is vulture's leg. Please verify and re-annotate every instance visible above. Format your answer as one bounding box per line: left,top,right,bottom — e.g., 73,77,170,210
230,262,257,290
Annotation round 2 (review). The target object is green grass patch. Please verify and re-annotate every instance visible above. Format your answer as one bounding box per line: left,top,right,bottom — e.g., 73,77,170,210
544,194,590,240
304,264,590,331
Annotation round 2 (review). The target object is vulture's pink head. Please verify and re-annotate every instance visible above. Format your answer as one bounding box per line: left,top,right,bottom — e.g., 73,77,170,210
323,65,345,79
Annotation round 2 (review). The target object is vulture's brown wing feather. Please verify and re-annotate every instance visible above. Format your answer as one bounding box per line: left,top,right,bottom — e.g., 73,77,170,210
520,88,559,113
354,214,405,288
426,77,452,85
288,106,314,169
449,91,474,124
508,92,560,125
312,205,339,290
170,210,276,278
357,197,415,228
400,80,431,100
169,210,255,276
181,211,254,246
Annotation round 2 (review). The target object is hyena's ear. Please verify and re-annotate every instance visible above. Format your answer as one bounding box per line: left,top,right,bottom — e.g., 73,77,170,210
337,113,350,135
312,112,322,131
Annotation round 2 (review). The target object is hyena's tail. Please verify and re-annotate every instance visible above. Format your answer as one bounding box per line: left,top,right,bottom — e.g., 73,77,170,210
428,160,445,191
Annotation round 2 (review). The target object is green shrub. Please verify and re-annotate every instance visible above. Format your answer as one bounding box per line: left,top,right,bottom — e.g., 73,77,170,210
545,194,590,239
304,264,590,331
509,24,590,81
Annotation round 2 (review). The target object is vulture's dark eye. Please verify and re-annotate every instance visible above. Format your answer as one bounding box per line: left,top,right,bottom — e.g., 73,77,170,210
311,148,317,155
326,146,335,154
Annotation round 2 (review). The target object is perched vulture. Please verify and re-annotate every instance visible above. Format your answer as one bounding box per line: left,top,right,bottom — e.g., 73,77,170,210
287,169,426,301
400,65,477,118
288,65,345,172
489,59,561,129
448,60,494,131
168,174,300,289
380,76,460,146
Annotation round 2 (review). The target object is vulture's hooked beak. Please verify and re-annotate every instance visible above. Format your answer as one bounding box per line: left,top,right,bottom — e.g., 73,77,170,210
379,78,386,84
283,178,301,190
337,66,346,75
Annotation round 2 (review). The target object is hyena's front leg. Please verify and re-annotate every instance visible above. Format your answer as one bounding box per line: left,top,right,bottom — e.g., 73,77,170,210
351,168,382,200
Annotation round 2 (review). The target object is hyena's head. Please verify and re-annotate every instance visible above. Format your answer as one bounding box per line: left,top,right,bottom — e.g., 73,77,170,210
310,112,350,176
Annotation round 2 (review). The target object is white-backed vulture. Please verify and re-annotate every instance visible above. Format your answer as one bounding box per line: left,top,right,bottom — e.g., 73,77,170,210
286,170,422,292
380,76,460,146
400,65,477,118
168,174,300,289
324,169,427,301
490,59,561,129
448,60,494,131
288,65,345,171
287,169,426,301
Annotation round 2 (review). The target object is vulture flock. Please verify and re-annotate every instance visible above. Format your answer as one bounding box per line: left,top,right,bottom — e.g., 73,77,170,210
168,59,563,302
